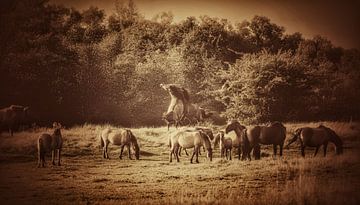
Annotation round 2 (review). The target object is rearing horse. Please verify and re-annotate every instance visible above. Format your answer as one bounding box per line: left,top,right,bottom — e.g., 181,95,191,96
286,125,343,157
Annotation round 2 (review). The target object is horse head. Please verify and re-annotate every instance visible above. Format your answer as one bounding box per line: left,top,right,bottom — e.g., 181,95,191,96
225,120,245,134
318,125,343,155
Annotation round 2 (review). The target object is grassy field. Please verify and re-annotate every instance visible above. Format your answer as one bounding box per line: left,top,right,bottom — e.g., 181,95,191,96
0,122,359,204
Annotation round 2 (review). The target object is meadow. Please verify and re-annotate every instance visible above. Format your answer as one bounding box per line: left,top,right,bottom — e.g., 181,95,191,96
0,122,359,204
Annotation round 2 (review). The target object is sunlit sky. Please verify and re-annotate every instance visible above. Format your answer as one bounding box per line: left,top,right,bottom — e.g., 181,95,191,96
52,0,360,49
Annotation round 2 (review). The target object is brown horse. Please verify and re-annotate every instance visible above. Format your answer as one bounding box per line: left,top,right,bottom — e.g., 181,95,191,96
37,122,63,168
99,128,140,160
169,130,212,163
226,121,286,160
285,125,343,157
0,105,30,136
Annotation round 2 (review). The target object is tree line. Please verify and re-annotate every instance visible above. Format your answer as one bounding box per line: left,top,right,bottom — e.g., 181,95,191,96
0,0,359,126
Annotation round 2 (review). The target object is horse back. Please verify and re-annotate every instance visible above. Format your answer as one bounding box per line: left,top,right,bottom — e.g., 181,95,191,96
177,131,200,149
259,124,286,145
246,126,261,145
300,128,328,147
108,129,130,146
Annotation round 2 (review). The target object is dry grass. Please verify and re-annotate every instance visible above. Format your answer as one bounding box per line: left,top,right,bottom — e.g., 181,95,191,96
0,122,359,204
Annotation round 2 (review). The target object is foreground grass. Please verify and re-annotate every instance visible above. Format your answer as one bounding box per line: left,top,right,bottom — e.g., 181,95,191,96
0,122,359,204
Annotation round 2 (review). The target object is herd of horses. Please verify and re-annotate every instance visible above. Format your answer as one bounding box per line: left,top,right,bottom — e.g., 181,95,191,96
0,105,344,167
33,120,343,168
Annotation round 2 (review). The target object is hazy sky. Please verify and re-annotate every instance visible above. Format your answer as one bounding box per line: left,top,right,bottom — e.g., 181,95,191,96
52,0,360,49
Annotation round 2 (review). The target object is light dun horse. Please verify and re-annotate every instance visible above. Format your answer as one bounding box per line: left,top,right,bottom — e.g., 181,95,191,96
286,125,343,157
37,122,63,168
99,128,140,160
226,121,286,160
169,130,212,163
224,121,247,160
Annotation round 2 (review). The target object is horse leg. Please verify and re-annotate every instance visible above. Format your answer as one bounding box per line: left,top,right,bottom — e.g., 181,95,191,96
41,153,45,167
103,144,106,159
52,149,56,165
105,142,110,159
195,147,199,163
314,146,320,157
57,149,61,166
273,144,277,157
238,146,241,160
301,146,305,157
184,148,189,156
190,148,197,163
169,149,173,163
323,142,328,157
229,148,232,160
119,145,125,159
37,150,41,168
175,146,180,162
279,143,284,156
178,147,182,157
254,145,260,160
127,144,132,160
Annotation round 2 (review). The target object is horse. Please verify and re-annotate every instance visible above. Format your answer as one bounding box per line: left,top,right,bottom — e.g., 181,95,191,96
169,130,212,163
99,128,140,160
285,125,343,157
226,121,286,160
177,127,214,156
0,105,30,136
37,122,63,168
215,131,232,160
224,121,247,160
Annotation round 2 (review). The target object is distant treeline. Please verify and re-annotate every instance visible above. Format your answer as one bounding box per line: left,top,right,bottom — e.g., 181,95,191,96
0,0,359,126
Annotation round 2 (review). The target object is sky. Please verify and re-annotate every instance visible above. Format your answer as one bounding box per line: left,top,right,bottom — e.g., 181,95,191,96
52,0,360,49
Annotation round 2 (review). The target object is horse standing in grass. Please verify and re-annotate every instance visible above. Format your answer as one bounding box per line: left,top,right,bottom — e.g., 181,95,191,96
37,122,63,168
99,128,140,160
226,121,286,160
169,130,212,163
224,121,247,160
285,125,343,157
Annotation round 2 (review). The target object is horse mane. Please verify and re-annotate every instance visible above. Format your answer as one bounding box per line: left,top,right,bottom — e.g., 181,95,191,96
270,121,285,128
168,85,190,102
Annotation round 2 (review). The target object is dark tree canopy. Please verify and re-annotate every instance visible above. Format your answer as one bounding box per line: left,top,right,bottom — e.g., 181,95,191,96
0,0,359,126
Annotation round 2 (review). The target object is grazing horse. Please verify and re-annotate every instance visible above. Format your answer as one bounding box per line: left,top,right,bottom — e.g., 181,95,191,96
285,125,343,157
215,131,232,160
224,121,247,160
0,105,30,136
37,122,63,168
99,128,140,160
169,130,212,163
226,121,286,160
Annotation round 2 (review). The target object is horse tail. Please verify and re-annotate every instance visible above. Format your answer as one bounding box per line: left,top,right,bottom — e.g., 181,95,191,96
37,138,42,159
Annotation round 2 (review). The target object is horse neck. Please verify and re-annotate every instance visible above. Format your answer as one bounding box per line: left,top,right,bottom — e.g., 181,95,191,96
328,134,342,147
53,129,61,138
234,127,243,137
